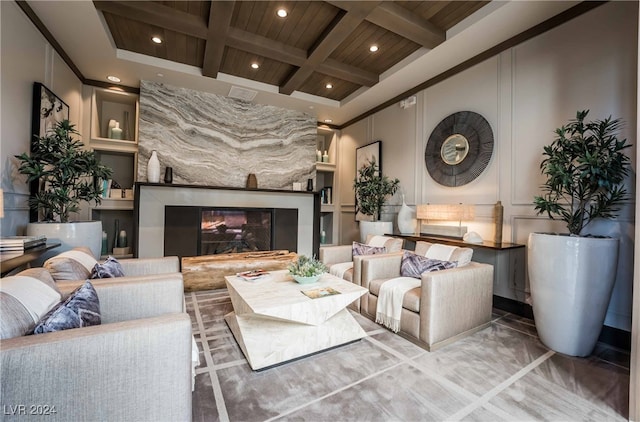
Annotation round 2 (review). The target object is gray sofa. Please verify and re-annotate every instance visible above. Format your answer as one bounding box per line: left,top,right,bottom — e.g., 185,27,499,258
0,264,192,421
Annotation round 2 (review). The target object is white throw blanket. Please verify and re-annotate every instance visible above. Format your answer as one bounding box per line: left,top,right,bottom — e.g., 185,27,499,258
330,262,353,280
375,276,420,333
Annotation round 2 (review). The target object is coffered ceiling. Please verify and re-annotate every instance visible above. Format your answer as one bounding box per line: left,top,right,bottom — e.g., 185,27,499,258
23,1,582,126
93,1,488,102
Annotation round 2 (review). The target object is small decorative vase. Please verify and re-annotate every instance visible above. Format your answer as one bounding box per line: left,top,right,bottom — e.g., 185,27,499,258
397,195,417,234
246,173,258,189
293,274,321,284
306,178,313,191
147,150,160,183
164,167,173,184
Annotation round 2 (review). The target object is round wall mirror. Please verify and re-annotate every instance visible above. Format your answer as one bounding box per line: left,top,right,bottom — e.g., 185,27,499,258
440,134,469,165
424,111,494,187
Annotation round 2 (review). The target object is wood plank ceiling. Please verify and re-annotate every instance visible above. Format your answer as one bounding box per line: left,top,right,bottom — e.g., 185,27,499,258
94,1,489,102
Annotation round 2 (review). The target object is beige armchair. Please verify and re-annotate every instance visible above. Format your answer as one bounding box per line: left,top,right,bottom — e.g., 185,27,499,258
360,247,494,351
320,235,404,311
1,273,192,422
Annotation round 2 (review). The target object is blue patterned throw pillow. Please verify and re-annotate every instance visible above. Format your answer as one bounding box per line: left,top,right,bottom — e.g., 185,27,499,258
400,251,457,278
352,241,387,256
90,256,125,279
32,280,101,334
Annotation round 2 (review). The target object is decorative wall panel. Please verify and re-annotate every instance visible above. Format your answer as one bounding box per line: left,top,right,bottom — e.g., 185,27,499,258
138,81,317,189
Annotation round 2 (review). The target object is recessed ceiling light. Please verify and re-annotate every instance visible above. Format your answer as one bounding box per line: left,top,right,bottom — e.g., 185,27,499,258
325,83,333,89
107,75,121,83
369,45,379,52
156,73,164,77
276,8,287,18
251,63,259,69
151,36,162,44
324,119,333,123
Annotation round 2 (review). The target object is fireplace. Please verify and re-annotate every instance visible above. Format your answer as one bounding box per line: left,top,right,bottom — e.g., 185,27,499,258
164,205,298,258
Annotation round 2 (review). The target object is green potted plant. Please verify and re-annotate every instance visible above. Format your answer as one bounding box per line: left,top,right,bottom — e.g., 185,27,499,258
288,255,328,284
353,158,400,242
528,109,631,356
16,119,112,258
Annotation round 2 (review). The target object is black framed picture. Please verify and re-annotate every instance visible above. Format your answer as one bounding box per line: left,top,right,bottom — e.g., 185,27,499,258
355,140,381,221
29,83,69,222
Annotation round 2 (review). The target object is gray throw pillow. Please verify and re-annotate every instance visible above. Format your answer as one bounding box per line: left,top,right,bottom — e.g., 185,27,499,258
400,251,457,278
90,256,125,279
352,241,387,256
32,280,101,334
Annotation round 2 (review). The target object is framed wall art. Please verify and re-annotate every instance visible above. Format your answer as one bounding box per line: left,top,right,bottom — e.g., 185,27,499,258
355,140,381,221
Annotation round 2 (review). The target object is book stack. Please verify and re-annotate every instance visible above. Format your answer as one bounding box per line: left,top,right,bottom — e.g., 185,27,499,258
236,269,270,281
0,235,46,252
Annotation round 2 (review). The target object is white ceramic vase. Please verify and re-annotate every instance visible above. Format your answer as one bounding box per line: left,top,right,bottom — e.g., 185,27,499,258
397,195,417,234
27,220,103,265
359,221,393,243
147,150,160,183
528,232,619,357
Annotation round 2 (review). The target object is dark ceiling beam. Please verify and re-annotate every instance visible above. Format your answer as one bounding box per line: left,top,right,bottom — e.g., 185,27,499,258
327,1,445,48
226,28,378,87
93,1,208,39
202,1,235,78
280,1,382,95
368,2,445,48
94,0,377,88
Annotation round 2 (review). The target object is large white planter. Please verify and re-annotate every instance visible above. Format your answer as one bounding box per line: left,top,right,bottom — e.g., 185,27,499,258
27,221,103,264
528,232,619,357
359,221,393,243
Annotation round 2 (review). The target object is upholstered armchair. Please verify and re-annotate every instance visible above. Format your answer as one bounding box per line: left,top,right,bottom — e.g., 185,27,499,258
360,241,494,351
1,270,192,422
320,235,404,311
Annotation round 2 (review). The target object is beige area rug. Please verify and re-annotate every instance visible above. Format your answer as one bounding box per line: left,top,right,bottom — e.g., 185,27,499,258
186,289,629,422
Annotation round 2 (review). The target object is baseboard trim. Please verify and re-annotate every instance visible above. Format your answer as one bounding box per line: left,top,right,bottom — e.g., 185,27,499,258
492,295,631,352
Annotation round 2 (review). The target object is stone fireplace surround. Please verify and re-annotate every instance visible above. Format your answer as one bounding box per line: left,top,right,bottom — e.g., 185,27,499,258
134,183,319,259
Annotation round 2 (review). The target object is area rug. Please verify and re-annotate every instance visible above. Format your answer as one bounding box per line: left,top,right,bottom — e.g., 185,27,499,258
186,289,629,422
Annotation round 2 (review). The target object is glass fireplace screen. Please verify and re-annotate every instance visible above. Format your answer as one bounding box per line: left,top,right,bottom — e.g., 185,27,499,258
200,208,272,254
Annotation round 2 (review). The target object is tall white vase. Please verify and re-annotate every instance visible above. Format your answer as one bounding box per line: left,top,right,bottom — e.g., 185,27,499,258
397,195,417,234
528,232,619,357
147,150,160,183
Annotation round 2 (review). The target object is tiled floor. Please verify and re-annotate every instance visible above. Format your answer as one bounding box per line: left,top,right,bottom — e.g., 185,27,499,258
186,290,630,422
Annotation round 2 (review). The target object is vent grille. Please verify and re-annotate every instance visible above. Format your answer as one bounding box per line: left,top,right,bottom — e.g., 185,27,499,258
228,86,258,102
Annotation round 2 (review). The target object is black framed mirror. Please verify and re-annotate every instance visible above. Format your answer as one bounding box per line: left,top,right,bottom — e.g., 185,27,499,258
424,111,494,187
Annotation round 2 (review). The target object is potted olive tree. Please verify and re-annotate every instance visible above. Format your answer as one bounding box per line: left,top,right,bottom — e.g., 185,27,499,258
528,110,631,356
16,120,112,258
353,158,400,242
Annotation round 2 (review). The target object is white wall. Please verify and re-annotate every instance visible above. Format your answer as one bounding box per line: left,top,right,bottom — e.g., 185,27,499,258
0,1,83,236
338,1,638,331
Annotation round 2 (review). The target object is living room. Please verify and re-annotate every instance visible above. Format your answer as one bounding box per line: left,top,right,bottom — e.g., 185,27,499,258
1,1,639,421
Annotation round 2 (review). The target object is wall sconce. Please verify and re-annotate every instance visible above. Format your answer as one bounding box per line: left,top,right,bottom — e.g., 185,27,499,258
416,203,474,238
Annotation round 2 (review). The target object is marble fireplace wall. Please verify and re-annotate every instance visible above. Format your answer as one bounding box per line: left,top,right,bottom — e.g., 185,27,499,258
138,81,317,189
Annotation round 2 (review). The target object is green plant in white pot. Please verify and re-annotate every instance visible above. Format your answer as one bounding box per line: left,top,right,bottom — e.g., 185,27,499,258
15,120,112,258
528,110,631,356
353,158,400,242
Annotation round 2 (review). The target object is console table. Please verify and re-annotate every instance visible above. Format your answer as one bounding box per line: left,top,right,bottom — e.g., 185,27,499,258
0,242,61,276
391,234,526,303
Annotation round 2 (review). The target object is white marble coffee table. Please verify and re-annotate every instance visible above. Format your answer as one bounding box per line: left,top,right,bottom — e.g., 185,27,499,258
224,270,367,370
